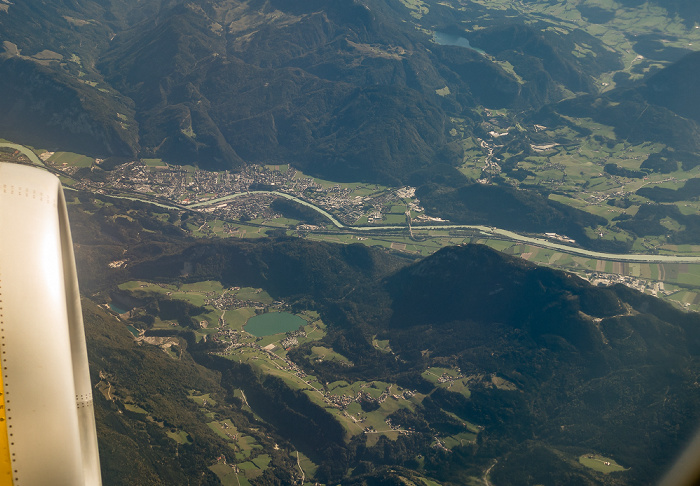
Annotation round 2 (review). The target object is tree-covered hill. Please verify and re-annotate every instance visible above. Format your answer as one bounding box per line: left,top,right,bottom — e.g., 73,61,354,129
550,50,700,154
80,221,700,484
62,191,700,484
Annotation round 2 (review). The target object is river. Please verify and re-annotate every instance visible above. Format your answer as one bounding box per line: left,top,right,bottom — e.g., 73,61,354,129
188,193,700,263
0,142,45,167
4,141,700,264
187,190,345,227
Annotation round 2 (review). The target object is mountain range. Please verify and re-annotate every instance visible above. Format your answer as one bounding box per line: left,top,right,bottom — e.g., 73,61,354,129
4,1,700,484
2,0,698,185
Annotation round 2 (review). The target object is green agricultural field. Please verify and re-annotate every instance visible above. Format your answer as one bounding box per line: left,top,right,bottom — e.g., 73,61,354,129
235,287,273,304
188,392,217,407
118,280,149,291
224,308,257,330
294,451,318,479
198,309,222,328
383,213,407,224
119,282,277,334
49,151,94,167
151,316,187,331
363,381,390,400
124,403,148,414
309,346,353,365
209,463,241,486
292,167,389,194
300,310,320,321
253,335,282,349
443,379,470,398
180,280,224,293
207,420,237,441
228,349,313,394
296,324,326,345
328,380,351,391
225,222,273,239
59,176,76,186
422,367,471,397
177,291,208,307
419,478,448,486
251,454,271,469
193,220,271,239
578,454,628,474
142,158,166,167
443,431,477,449
372,337,392,352
238,461,263,480
205,415,261,461
264,164,289,173
237,434,261,457
166,429,190,444
119,281,176,297
422,367,460,383
441,410,481,434
265,216,301,228
480,239,513,252
355,216,369,225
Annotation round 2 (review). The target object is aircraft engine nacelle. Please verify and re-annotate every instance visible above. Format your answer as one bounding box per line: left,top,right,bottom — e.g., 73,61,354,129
0,162,101,485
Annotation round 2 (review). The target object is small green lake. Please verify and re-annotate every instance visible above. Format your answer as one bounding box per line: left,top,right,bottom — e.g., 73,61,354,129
126,325,140,337
108,302,129,314
244,312,306,337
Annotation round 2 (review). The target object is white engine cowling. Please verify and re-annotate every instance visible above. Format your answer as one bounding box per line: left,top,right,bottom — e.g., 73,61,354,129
0,162,101,486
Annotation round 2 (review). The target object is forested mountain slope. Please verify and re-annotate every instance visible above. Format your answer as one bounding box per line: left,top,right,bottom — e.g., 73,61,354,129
68,198,700,485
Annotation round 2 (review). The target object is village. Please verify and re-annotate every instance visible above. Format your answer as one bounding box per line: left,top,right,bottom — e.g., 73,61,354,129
212,333,419,426
585,271,669,298
200,307,424,440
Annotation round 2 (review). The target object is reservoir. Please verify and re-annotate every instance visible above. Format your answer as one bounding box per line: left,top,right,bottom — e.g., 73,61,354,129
108,302,129,314
245,312,306,337
433,31,486,55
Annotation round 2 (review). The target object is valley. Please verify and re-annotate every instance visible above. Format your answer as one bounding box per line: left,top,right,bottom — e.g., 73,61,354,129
3,0,700,484
6,137,700,314
112,278,476,454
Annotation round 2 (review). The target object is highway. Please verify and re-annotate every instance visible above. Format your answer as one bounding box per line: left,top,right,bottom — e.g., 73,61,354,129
3,141,700,264
187,190,345,227
186,190,700,263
